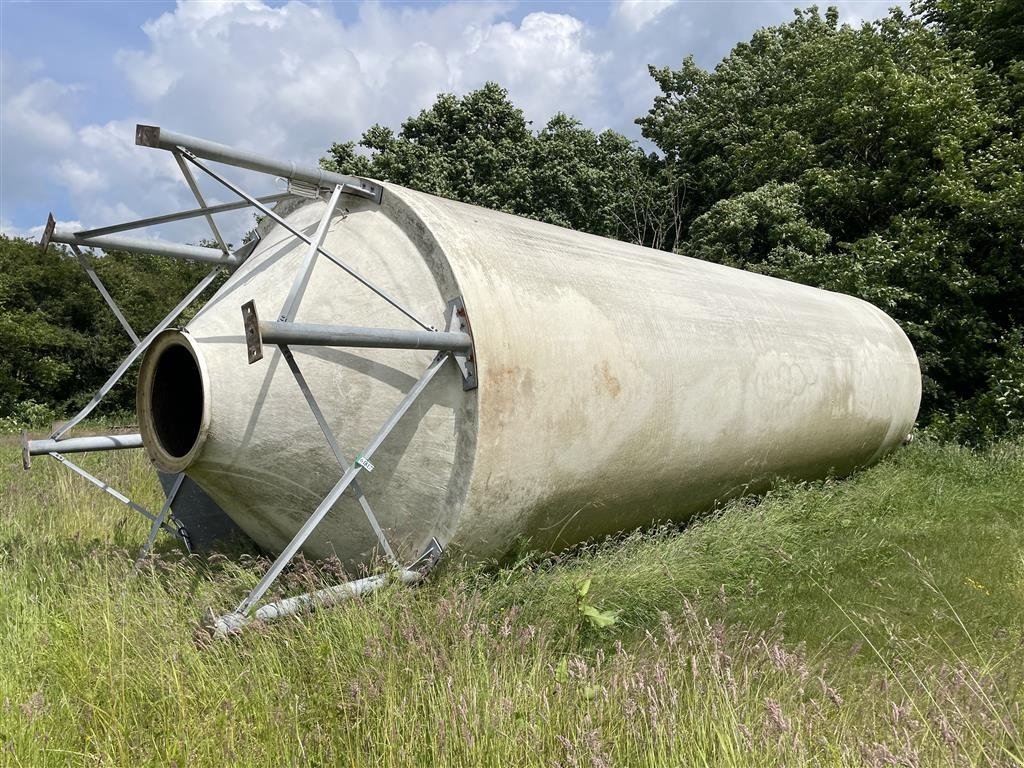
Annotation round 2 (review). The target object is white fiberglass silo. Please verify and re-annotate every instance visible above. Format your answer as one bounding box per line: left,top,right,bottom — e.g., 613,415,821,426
136,182,921,569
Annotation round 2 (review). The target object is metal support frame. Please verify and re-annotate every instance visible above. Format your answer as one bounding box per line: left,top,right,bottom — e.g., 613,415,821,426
178,149,434,331
29,123,476,633
212,154,480,627
208,566,428,638
21,430,190,555
211,351,451,634
264,191,400,569
135,124,383,203
28,124,324,559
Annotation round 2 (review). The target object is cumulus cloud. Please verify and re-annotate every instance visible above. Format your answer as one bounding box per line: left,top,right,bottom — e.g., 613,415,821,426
1,0,909,242
0,57,83,222
614,0,679,31
112,1,601,148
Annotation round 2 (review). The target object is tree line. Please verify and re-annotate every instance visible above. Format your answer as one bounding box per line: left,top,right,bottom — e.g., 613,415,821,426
2,1,1021,441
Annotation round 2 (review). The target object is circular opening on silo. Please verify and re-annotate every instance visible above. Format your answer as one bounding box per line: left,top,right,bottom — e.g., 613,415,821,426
136,330,210,473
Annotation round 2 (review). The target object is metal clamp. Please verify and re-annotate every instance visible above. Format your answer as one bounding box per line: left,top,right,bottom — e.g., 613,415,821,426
445,297,478,390
242,300,263,364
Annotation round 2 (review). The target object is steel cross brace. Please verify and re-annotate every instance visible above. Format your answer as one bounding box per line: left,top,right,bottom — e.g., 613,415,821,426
34,260,219,558
178,148,435,332
267,185,400,566
70,244,141,346
35,163,258,557
51,266,224,440
49,452,191,558
228,350,451,621
173,150,230,256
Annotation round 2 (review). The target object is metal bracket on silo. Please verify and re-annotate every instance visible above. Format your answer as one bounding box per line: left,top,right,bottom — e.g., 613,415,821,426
242,300,264,364
445,297,477,390
239,298,479,391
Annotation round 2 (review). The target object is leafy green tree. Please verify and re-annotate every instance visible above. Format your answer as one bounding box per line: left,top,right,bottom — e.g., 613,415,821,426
640,7,1024,440
913,0,1023,74
322,83,676,245
324,83,533,215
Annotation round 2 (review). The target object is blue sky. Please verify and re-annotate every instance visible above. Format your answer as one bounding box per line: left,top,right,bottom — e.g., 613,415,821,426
1,0,907,242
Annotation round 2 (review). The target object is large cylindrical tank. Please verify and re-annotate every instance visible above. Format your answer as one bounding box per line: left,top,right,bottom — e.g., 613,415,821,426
136,183,920,566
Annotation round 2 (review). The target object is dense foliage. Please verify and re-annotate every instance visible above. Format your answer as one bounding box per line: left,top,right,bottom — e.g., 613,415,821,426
639,5,1023,441
2,3,1020,441
322,83,678,248
0,236,217,427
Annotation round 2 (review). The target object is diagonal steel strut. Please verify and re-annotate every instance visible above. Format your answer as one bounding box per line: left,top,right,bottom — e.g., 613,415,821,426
278,183,345,323
278,344,397,564
51,267,224,439
50,452,190,551
173,150,230,255
69,244,141,346
178,149,434,331
235,351,451,615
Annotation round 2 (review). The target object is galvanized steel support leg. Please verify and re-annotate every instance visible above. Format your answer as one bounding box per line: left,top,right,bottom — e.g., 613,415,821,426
232,351,451,617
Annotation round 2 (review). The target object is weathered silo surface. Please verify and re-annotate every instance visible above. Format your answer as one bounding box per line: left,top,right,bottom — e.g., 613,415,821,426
136,183,920,567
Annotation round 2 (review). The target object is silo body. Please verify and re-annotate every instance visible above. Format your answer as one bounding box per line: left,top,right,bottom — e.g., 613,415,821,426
137,183,921,566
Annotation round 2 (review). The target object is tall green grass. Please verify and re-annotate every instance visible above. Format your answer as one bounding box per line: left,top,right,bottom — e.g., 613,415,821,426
1,436,1021,766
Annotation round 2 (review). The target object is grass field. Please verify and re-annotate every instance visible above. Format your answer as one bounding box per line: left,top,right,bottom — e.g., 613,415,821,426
1,435,1022,766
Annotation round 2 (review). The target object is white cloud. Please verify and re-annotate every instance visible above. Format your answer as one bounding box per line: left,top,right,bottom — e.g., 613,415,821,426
833,1,909,27
2,0,910,242
111,1,599,147
0,59,84,221
614,0,678,31
2,78,79,150
54,160,107,194
6,1,609,243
